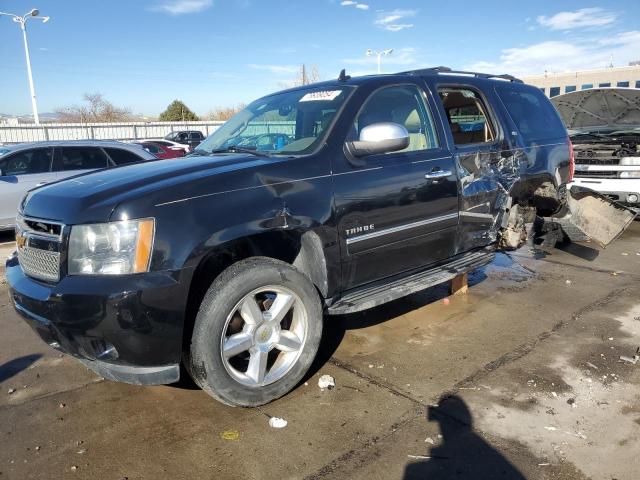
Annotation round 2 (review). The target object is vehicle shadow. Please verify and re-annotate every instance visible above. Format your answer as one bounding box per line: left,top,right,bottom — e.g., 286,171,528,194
0,354,42,383
403,394,525,480
0,230,15,244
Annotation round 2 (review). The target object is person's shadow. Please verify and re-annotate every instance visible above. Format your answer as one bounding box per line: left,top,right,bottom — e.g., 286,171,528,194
404,395,525,479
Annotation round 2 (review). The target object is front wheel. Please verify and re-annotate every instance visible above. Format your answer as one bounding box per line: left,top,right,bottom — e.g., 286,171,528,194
186,257,323,406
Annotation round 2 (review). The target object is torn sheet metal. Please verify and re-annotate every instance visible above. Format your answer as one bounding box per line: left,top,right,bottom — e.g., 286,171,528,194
456,147,528,251
545,186,636,248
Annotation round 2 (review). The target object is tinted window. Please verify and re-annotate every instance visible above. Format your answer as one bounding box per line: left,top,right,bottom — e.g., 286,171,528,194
549,87,561,97
0,148,52,176
636,80,640,89
355,85,438,153
599,83,611,87
189,132,203,139
617,81,630,87
105,147,145,165
438,87,496,145
581,84,593,90
59,147,108,171
497,86,566,144
178,133,189,141
565,85,576,93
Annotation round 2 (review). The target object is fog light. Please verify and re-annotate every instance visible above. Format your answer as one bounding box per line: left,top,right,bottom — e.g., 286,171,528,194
628,194,639,203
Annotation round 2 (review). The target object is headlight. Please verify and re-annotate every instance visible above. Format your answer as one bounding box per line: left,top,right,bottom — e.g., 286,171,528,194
619,171,640,178
619,157,640,166
68,218,155,275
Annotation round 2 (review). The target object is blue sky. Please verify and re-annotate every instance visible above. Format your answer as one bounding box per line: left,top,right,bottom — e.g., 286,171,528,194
1,0,639,117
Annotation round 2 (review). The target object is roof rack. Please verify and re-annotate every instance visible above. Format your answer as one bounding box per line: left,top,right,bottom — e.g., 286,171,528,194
403,66,523,83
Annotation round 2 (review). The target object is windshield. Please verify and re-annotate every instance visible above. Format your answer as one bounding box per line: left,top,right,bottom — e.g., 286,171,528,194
196,86,353,155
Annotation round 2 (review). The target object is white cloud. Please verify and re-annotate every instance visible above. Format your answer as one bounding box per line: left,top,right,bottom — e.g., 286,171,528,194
340,1,369,11
374,9,417,32
152,0,213,15
247,64,299,74
465,30,640,76
537,7,616,30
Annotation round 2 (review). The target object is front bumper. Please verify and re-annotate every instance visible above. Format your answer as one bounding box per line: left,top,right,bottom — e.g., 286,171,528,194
571,178,640,210
6,253,192,385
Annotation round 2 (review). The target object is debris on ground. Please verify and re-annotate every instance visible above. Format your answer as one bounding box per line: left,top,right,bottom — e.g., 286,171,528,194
70,465,78,471
59,403,66,409
586,362,599,370
424,437,435,445
407,454,431,460
35,446,41,452
443,298,450,305
220,430,240,441
8,388,16,394
544,426,557,431
565,279,572,284
619,347,640,365
268,417,288,429
77,449,87,454
318,374,335,390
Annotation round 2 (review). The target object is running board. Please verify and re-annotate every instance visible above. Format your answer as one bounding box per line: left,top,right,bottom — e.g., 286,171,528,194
327,248,495,315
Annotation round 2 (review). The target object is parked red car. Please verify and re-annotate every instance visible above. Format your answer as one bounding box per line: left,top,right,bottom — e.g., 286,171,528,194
135,141,185,159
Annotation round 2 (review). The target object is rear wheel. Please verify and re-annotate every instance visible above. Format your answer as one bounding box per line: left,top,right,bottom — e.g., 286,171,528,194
186,257,323,406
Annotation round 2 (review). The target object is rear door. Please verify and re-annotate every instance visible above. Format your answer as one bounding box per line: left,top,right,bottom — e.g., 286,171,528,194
431,82,509,253
53,146,110,181
0,147,54,227
333,83,459,290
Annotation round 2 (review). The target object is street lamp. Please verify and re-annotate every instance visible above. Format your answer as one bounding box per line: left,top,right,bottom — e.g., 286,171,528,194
366,48,393,74
0,8,50,125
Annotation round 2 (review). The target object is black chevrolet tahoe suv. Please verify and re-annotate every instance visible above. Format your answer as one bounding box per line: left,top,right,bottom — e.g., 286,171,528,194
7,67,633,407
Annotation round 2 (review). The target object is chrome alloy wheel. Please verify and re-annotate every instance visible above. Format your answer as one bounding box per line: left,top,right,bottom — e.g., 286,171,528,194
220,285,308,387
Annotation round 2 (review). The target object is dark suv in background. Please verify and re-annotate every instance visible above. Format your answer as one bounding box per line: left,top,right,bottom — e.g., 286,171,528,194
165,130,205,150
6,67,634,407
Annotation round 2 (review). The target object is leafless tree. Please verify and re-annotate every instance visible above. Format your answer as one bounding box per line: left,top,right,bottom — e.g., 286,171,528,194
205,103,247,121
55,93,133,123
279,64,321,89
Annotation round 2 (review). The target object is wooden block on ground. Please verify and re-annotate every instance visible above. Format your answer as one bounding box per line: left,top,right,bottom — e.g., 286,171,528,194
451,273,468,296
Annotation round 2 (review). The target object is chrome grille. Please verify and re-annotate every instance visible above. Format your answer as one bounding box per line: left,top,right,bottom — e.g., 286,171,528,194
18,245,60,282
16,215,63,283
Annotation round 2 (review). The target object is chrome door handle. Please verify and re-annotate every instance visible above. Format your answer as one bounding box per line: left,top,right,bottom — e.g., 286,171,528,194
424,170,452,179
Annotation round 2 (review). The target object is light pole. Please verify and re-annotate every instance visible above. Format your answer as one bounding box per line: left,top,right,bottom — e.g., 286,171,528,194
0,9,50,125
366,48,393,74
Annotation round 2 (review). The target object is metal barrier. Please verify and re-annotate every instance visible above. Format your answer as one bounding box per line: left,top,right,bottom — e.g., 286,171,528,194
0,121,225,145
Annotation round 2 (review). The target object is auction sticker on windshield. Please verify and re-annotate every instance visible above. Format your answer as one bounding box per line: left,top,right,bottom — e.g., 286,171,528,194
300,90,342,102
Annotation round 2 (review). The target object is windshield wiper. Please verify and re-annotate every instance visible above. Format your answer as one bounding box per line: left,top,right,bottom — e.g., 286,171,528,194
210,146,272,157
188,148,209,156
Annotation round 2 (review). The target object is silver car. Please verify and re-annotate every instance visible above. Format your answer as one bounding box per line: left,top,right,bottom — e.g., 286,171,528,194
0,140,156,231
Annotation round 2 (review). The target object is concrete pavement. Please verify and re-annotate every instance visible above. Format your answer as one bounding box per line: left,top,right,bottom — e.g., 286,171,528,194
1,226,639,479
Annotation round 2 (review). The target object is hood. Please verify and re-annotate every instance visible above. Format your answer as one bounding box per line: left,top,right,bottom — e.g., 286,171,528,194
22,154,268,224
551,88,640,131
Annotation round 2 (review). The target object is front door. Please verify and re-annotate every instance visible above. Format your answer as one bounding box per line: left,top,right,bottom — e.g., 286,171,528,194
0,147,54,228
333,83,459,290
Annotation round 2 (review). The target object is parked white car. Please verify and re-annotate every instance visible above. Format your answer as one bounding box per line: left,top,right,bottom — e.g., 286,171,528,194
0,140,156,231
552,88,640,212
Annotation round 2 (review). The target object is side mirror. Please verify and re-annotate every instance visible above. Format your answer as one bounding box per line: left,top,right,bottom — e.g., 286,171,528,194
0,168,3,177
346,122,410,157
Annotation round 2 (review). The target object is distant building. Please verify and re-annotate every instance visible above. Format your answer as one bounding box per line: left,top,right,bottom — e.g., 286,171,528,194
521,64,640,98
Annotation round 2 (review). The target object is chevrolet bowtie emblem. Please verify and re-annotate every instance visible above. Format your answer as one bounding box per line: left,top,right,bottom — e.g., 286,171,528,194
16,233,27,249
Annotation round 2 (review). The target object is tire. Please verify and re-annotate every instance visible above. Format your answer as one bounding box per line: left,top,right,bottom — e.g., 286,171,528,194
186,257,323,407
